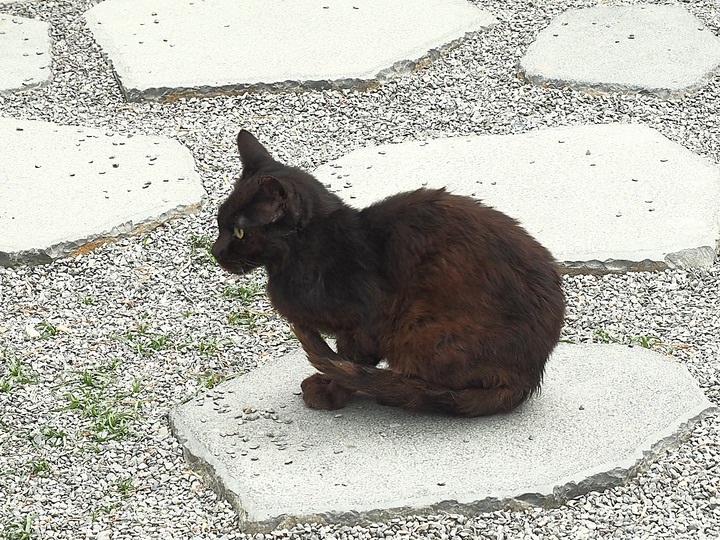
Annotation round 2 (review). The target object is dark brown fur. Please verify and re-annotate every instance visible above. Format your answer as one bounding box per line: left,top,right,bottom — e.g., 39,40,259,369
212,130,565,417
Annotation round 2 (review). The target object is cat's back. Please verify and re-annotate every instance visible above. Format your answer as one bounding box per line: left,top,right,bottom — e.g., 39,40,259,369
360,187,552,266
360,188,563,318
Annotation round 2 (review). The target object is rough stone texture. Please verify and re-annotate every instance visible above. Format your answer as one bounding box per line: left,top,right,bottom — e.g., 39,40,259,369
169,343,714,533
518,5,720,98
0,118,205,266
83,0,497,101
0,15,52,93
313,123,720,272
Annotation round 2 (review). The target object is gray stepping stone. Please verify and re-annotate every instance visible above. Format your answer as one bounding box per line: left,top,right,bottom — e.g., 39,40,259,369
169,343,713,532
313,123,720,272
84,0,497,101
0,15,52,93
0,118,205,267
518,5,720,98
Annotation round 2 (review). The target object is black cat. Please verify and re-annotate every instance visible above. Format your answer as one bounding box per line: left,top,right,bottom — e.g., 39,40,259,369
212,130,565,416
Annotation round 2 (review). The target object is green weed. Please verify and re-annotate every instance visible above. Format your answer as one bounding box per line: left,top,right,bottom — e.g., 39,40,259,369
222,281,263,302
196,337,231,355
592,329,621,344
90,502,120,522
63,387,136,442
114,324,172,356
628,334,661,349
227,308,260,329
38,321,58,339
0,353,38,392
58,360,139,443
1,513,35,540
114,477,134,498
40,426,66,447
27,459,50,477
189,234,217,266
592,329,664,350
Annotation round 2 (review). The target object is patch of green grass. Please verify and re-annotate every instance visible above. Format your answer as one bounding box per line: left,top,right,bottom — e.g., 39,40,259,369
189,234,217,266
90,502,120,522
222,281,264,302
81,296,96,306
57,360,140,443
63,387,136,443
592,329,621,344
227,308,261,329
113,324,173,357
196,336,231,355
628,334,662,349
38,321,58,339
27,458,50,477
0,353,37,392
591,329,664,350
40,426,66,447
114,476,135,499
1,513,35,540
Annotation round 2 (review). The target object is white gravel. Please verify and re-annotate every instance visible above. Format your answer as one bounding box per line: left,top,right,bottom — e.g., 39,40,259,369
0,0,718,538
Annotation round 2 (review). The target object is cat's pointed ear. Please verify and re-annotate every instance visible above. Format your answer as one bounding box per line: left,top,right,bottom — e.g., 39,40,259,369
237,130,273,173
256,175,288,223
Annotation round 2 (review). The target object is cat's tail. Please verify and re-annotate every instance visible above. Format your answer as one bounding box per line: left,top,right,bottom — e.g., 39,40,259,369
292,325,530,417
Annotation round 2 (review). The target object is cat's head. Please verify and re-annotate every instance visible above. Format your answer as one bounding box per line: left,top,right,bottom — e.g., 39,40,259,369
212,130,341,275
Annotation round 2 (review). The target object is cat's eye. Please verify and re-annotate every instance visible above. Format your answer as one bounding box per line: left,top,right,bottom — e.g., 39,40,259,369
233,227,244,240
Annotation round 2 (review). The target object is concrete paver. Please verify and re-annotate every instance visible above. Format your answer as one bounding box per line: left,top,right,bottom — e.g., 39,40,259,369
519,5,720,97
170,343,713,532
0,118,205,266
84,0,497,101
0,15,52,93
313,124,720,271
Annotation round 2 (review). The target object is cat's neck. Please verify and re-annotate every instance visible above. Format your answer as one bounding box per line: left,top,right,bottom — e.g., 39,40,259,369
267,204,361,274
264,203,381,327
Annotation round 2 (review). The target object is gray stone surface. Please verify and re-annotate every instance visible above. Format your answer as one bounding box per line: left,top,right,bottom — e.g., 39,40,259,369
169,343,714,533
83,0,497,101
518,5,720,98
313,123,720,272
0,118,205,266
0,15,52,93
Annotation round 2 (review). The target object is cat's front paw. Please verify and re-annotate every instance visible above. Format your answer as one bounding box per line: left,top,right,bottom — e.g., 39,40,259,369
301,373,353,410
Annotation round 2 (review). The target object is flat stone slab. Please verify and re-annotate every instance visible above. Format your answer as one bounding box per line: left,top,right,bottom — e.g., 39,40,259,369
169,343,713,532
83,0,497,101
0,15,52,93
313,123,720,272
519,5,720,98
0,118,205,266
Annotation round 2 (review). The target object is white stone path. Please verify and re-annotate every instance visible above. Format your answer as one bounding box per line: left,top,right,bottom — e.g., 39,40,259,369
314,124,720,272
1,0,719,531
84,0,497,101
519,5,720,97
170,344,713,532
0,15,52,93
0,118,205,266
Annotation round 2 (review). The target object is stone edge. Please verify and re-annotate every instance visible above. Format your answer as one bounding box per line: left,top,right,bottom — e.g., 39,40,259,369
516,66,720,99
84,16,497,102
167,358,715,533
0,201,202,267
0,17,53,95
560,244,719,275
